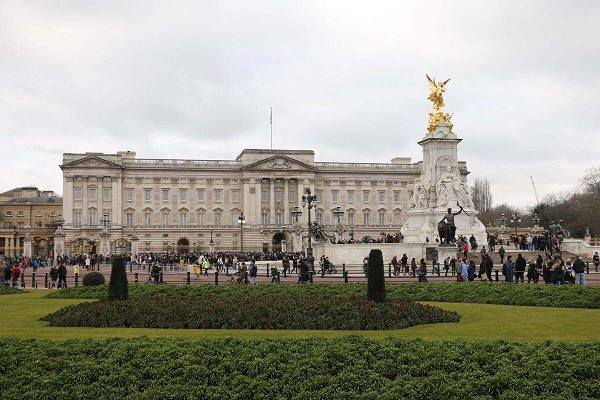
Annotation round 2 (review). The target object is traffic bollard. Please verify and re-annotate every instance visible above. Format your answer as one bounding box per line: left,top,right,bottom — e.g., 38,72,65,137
388,265,391,278
215,270,219,286
187,271,191,285
343,270,348,283
75,273,79,286
32,272,36,288
44,273,48,289
135,272,138,283
160,272,164,284
495,269,499,282
309,271,313,283
20,273,25,288
343,263,345,274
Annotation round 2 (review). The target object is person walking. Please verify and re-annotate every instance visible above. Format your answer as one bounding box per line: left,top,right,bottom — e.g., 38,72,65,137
484,253,494,282
49,265,59,288
11,264,21,287
417,258,427,282
502,255,514,283
498,246,506,264
572,256,586,285
527,259,538,284
57,263,67,288
450,256,456,276
467,260,476,282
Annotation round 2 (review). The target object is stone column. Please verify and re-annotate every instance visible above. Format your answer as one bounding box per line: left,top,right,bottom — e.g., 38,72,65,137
6,237,12,257
14,237,21,256
131,233,139,255
283,178,289,224
63,176,74,226
23,236,32,258
269,178,275,225
53,228,66,262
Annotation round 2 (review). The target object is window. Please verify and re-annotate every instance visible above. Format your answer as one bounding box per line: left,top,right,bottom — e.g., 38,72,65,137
214,212,222,226
5,211,12,217
197,212,205,226
275,212,282,225
162,212,170,226
36,222,42,228
144,189,151,201
17,222,24,229
275,190,282,203
347,190,354,203
231,190,239,203
316,211,323,225
102,211,111,227
214,189,222,202
378,211,386,226
103,188,111,201
316,190,323,203
89,187,97,200
393,191,400,204
144,212,152,226
74,211,81,227
290,211,299,224
162,189,170,202
145,242,151,252
126,188,134,201
261,211,268,225
197,188,205,202
394,212,401,225
180,189,187,202
180,212,187,226
363,212,370,226
126,212,134,227
363,191,370,203
89,211,97,226
17,211,24,217
378,191,385,203
163,242,168,252
74,187,82,201
232,211,239,226
35,210,42,217
289,190,296,202
261,190,267,203
332,190,338,203
347,212,354,226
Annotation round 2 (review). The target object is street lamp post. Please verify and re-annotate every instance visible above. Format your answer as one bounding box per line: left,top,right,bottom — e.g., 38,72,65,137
511,213,521,247
238,213,245,252
532,213,540,227
209,227,214,244
301,188,318,271
350,225,355,242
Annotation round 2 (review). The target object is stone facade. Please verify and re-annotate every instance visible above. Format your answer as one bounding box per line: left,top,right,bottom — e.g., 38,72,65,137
60,149,471,255
0,187,62,257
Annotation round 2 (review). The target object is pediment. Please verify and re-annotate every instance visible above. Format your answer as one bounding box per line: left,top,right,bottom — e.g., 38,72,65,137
241,154,316,171
62,156,122,169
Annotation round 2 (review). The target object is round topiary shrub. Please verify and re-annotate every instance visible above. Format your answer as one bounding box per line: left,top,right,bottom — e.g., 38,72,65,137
82,272,105,287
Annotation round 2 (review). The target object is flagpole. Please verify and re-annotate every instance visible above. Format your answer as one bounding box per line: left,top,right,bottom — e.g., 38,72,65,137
270,107,273,150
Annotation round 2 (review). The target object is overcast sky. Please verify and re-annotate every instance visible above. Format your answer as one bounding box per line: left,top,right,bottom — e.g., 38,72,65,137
1,0,599,207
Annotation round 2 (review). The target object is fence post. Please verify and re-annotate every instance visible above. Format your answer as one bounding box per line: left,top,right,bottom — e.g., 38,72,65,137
32,272,36,288
283,266,287,278
215,270,219,286
226,264,229,276
277,271,280,284
495,269,499,282
266,263,269,277
44,273,48,289
586,262,589,274
437,264,441,277
187,271,191,285
135,272,138,283
75,273,79,286
343,263,345,274
343,270,348,283
159,272,164,284
321,265,325,278
309,271,313,283
129,263,132,273
388,264,391,278
20,273,25,288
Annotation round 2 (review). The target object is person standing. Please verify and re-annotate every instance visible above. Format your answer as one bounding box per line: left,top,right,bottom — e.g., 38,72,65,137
572,256,586,285
443,257,450,277
593,252,599,273
467,260,476,282
460,258,469,282
527,259,537,284
417,258,427,282
49,265,59,288
249,262,258,286
401,254,408,275
484,253,494,282
450,256,457,276
58,263,67,288
410,258,417,277
514,254,526,283
502,255,514,283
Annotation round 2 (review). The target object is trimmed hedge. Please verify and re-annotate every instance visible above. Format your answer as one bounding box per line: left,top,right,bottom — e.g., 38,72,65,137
41,295,459,330
0,285,23,295
1,337,600,399
82,272,105,287
45,282,600,309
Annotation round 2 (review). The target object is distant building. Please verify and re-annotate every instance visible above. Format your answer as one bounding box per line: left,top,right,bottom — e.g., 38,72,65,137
0,187,62,257
60,149,470,254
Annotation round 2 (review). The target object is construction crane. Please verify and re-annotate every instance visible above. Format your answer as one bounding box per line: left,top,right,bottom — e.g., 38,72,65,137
530,176,540,204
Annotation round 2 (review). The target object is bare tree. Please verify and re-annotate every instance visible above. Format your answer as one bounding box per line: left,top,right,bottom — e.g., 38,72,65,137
471,177,493,213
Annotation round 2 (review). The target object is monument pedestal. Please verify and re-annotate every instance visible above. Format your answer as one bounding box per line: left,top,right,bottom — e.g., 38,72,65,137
23,238,32,258
99,231,111,256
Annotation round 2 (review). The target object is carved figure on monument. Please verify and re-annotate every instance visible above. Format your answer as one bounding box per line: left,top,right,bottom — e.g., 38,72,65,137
435,166,458,206
438,203,464,244
408,176,432,210
310,221,329,241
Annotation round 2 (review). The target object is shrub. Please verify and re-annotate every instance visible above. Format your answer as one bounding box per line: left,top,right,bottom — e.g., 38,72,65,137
44,282,600,310
82,272,105,287
108,256,128,301
367,249,385,302
0,285,23,295
42,295,459,330
1,337,600,399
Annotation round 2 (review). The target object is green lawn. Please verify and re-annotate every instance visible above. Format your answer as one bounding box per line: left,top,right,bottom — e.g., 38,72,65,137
3,290,600,341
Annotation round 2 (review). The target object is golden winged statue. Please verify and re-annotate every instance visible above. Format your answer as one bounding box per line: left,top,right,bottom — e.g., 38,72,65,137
426,74,453,133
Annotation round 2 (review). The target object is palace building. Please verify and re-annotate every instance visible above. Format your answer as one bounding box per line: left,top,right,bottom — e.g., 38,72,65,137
60,149,470,254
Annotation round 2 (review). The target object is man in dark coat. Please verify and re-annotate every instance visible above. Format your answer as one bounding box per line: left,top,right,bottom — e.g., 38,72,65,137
57,263,67,288
514,254,526,283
